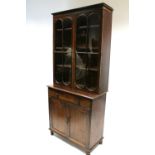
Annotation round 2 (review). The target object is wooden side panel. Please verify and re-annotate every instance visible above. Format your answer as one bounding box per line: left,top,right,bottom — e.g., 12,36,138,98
99,7,113,93
50,98,69,136
70,106,89,146
89,94,106,148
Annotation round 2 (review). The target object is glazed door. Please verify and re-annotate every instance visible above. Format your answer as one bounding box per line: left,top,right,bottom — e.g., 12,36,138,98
75,11,101,91
69,106,89,146
54,17,73,86
50,99,69,136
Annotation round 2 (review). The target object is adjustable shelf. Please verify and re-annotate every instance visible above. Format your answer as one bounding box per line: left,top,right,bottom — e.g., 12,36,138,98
76,52,99,54
78,25,88,29
54,51,71,53
56,29,63,31
57,64,71,68
64,27,72,30
55,47,63,50
89,25,100,28
76,67,98,72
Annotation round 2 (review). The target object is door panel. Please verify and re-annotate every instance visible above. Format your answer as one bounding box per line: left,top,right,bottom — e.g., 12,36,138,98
75,12,101,91
54,17,72,86
69,107,89,145
50,99,68,136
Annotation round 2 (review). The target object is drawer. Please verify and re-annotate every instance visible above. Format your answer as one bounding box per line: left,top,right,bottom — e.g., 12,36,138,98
59,93,79,104
79,98,91,109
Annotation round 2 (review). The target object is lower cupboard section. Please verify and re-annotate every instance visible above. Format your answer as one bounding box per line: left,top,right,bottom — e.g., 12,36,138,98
48,87,106,154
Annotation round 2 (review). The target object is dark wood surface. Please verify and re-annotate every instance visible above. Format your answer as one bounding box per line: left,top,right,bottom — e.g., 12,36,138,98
48,85,106,100
52,4,112,94
90,95,106,148
48,87,106,154
99,7,113,93
48,3,113,155
52,3,113,15
69,106,89,146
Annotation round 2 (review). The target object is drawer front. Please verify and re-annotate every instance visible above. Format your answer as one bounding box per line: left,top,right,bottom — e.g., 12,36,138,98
79,98,91,110
48,88,91,110
48,89,79,105
59,93,78,104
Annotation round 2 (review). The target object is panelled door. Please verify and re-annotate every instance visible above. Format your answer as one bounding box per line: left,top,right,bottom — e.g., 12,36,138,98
54,16,73,86
53,10,102,93
75,11,101,91
69,106,89,146
49,97,90,146
50,98,69,136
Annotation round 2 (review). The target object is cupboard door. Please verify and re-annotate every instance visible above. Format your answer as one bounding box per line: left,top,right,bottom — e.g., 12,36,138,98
69,107,89,146
50,98,69,136
75,12,101,91
54,17,73,86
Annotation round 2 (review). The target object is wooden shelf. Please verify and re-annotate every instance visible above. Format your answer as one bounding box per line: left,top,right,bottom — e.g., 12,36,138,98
77,25,100,29
76,52,99,54
54,51,71,54
89,25,100,28
56,64,63,67
56,29,63,31
55,47,63,50
78,25,87,29
76,66,98,71
56,28,72,31
64,47,72,49
57,64,71,68
55,47,72,50
54,51,64,54
64,27,72,30
88,68,98,71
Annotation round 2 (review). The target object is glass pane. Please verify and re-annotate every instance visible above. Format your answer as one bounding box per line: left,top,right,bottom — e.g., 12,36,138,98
55,53,63,83
55,20,63,29
88,28,100,52
63,67,71,84
55,67,63,83
55,31,62,48
77,15,87,27
88,13,100,25
55,20,63,48
75,53,88,89
63,18,72,28
63,18,72,47
54,18,72,86
88,13,100,52
76,15,87,50
63,52,72,84
86,70,98,91
55,53,63,65
62,18,72,85
77,29,87,49
87,54,98,68
63,30,72,47
76,68,86,89
76,53,88,68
